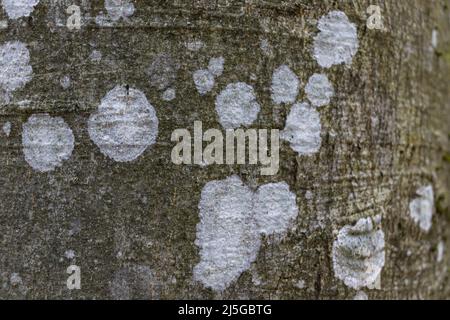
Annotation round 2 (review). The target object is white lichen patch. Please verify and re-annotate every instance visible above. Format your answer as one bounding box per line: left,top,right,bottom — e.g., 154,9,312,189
260,38,273,57
332,215,385,290
253,182,298,236
2,121,11,136
64,249,75,260
60,75,71,90
194,175,260,292
281,102,322,156
1,0,39,20
185,40,204,52
193,69,215,95
313,11,359,68
215,82,261,129
193,57,224,95
104,0,134,22
162,88,176,101
0,41,33,103
409,185,434,232
271,65,299,105
305,74,334,107
110,264,158,300
208,57,225,77
89,50,102,62
194,176,298,291
353,291,368,300
88,85,159,162
22,114,75,172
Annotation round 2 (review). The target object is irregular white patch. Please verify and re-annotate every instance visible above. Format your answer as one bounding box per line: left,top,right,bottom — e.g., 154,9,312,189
1,0,39,20
22,114,74,172
260,38,273,57
194,176,298,291
271,65,299,105
194,176,259,292
193,69,215,95
332,215,385,290
353,291,368,300
104,0,134,21
215,82,261,129
313,11,359,68
305,73,334,107
2,121,11,136
89,50,102,62
88,85,159,162
0,20,8,29
208,57,225,77
281,102,321,155
60,75,71,90
110,264,158,300
10,273,22,286
162,88,176,101
253,182,298,236
0,41,33,103
65,249,75,260
437,241,445,263
409,185,434,232
185,40,204,52
295,279,305,289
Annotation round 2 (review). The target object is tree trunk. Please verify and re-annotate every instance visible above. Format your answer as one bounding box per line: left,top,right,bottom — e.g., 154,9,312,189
0,0,449,300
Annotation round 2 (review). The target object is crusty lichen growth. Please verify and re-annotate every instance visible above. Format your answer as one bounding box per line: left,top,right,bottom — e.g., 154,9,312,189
0,0,449,300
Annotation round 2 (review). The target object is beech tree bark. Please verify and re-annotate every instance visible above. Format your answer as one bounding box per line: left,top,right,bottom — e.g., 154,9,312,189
0,0,449,300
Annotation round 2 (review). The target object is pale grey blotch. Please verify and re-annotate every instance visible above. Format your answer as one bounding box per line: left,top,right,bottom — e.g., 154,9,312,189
215,82,261,129
332,215,385,290
193,69,215,95
194,176,299,291
104,0,135,21
281,102,322,156
88,85,159,162
2,121,11,136
162,87,176,101
194,175,260,292
305,73,334,107
313,11,359,68
22,114,75,172
0,41,33,103
207,57,225,77
1,0,39,20
253,182,298,236
271,65,299,105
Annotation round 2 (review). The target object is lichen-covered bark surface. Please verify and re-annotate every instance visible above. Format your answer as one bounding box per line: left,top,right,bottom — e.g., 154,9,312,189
0,0,449,300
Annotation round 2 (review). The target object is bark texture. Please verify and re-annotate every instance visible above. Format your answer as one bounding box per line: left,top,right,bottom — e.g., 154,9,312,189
0,0,449,299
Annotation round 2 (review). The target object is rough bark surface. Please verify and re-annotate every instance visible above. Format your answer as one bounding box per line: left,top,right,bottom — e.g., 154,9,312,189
0,0,449,299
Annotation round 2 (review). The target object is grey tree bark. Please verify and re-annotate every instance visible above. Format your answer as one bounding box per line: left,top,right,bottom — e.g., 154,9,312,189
0,0,449,300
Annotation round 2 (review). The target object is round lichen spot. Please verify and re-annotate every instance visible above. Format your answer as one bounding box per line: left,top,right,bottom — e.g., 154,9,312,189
313,11,359,68
215,82,261,129
332,216,385,290
0,41,33,103
1,0,39,20
88,85,159,162
271,65,300,105
305,74,334,107
22,114,74,172
281,102,322,156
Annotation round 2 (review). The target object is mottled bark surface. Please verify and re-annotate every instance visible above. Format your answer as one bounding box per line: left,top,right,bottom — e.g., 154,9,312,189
0,0,449,300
